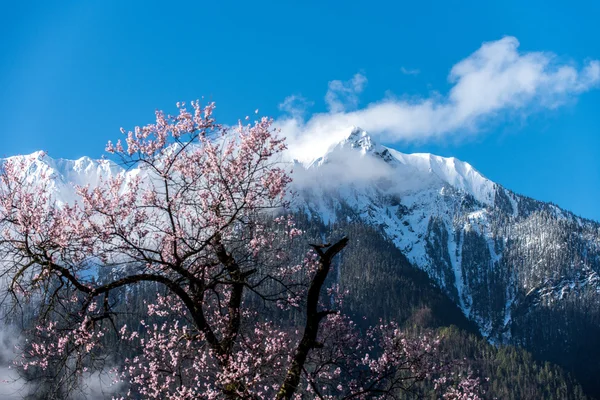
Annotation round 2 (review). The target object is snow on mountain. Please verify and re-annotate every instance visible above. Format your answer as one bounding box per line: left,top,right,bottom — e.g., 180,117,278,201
297,127,500,286
388,150,496,206
2,152,125,205
2,127,496,214
294,127,600,341
304,127,496,205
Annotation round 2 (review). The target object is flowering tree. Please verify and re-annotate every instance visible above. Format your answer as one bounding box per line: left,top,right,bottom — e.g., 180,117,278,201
0,102,481,399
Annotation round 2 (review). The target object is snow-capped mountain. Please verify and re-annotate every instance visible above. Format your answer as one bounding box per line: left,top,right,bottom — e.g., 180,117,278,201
4,128,600,394
3,151,123,205
292,127,600,395
296,127,600,331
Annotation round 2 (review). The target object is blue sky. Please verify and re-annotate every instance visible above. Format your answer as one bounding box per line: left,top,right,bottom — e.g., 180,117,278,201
1,0,599,220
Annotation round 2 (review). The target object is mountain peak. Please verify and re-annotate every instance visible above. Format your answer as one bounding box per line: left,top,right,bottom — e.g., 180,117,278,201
341,126,378,152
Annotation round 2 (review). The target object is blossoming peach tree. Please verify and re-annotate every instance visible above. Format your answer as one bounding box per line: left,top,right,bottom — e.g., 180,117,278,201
0,102,482,399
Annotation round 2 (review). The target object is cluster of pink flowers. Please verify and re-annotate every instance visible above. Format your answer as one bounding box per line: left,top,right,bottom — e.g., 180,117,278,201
0,101,483,399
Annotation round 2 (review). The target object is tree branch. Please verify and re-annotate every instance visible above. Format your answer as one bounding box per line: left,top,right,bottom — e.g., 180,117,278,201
276,236,349,400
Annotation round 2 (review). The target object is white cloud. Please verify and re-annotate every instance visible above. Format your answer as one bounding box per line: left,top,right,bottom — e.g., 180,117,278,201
278,95,313,120
0,368,28,400
292,146,395,189
80,370,125,400
400,67,420,75
0,325,29,400
277,37,600,163
324,73,367,112
0,322,123,399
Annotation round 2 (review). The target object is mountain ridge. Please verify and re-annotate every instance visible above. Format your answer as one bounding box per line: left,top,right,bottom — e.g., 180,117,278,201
5,128,595,223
